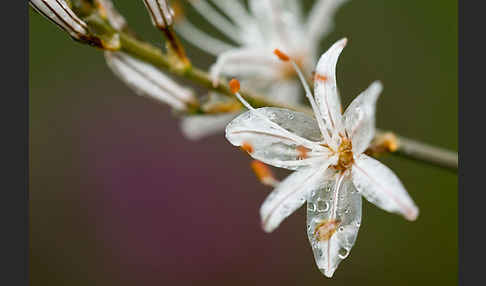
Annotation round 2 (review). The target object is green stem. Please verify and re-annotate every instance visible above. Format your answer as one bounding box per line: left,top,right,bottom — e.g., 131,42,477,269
90,19,459,172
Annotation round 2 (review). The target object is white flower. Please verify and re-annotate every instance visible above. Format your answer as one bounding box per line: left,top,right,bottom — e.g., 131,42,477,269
225,39,419,278
142,0,174,29
105,52,196,111
177,0,349,104
29,0,91,41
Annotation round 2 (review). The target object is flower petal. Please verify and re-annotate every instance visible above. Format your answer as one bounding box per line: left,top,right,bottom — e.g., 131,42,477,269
210,48,277,86
181,113,240,141
226,107,331,170
314,38,348,135
105,52,195,110
352,154,419,221
307,173,362,278
343,81,383,154
260,164,335,233
306,0,350,45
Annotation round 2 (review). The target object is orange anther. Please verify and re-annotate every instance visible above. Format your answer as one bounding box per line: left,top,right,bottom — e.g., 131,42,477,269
250,160,277,187
314,73,328,82
241,142,253,154
273,49,290,61
297,145,309,160
229,78,240,94
314,219,340,242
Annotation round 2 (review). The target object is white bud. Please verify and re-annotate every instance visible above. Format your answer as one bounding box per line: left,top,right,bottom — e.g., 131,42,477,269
29,0,89,40
142,0,174,29
105,52,196,111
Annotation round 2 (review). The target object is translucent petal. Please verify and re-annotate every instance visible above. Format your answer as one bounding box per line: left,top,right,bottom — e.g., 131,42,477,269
105,52,195,110
343,81,383,154
314,38,348,135
180,113,240,141
352,154,419,221
226,107,330,170
307,174,362,277
260,164,334,233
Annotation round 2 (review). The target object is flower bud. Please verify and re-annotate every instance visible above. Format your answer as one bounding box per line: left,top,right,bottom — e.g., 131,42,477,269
142,0,174,29
29,0,90,41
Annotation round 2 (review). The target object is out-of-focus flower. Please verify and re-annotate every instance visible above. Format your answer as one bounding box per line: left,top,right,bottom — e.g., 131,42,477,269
142,0,174,29
105,52,196,111
177,0,349,140
97,0,127,30
177,0,349,104
225,39,418,278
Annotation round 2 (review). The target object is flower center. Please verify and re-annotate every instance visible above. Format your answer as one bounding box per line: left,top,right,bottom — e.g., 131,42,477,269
334,137,354,171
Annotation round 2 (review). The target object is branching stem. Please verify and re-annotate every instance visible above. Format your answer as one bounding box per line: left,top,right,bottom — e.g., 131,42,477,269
89,18,458,172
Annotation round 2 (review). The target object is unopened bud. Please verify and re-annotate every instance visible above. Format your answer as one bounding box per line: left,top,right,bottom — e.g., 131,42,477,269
142,0,174,29
30,0,90,41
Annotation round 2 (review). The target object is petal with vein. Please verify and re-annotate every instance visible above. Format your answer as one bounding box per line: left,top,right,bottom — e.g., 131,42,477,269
226,107,330,170
352,154,419,221
307,174,361,277
343,81,383,154
260,163,335,233
314,38,348,135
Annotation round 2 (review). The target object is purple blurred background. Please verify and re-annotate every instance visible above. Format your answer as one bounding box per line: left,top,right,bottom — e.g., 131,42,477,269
30,1,457,285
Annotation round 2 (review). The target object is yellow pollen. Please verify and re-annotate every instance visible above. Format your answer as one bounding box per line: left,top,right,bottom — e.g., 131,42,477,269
334,137,354,171
314,219,340,241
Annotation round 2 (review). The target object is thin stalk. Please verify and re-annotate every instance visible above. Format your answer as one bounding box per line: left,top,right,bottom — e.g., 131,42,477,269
88,19,459,172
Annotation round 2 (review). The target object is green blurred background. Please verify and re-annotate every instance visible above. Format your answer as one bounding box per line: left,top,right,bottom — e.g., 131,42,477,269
29,1,457,285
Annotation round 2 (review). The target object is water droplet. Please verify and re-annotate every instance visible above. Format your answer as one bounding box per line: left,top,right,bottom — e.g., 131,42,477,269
317,199,329,212
308,202,316,212
344,208,350,214
288,114,295,120
338,226,344,232
356,221,361,227
338,247,350,259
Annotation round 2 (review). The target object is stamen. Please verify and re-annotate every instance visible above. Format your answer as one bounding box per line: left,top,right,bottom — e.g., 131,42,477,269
241,142,254,154
314,73,328,82
229,78,240,93
273,49,290,62
250,160,279,187
314,219,340,241
296,145,309,159
286,57,333,145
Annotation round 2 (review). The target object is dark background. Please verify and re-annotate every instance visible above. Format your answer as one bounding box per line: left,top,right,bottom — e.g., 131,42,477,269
29,1,457,285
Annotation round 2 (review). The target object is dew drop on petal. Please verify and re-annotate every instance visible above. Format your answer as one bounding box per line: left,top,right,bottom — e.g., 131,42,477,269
338,247,350,259
308,202,316,212
317,199,329,212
